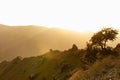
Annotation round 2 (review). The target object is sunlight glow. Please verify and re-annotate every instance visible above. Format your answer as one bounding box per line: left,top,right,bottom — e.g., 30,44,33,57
0,0,120,32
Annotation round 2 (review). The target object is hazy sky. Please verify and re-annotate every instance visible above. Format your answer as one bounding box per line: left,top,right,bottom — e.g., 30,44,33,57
0,0,120,32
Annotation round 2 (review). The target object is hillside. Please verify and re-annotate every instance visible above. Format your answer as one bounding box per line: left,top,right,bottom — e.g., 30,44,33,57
0,25,93,61
0,27,120,80
0,45,83,80
0,44,120,80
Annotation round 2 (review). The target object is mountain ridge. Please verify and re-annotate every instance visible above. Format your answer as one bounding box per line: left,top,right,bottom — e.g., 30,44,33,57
0,24,93,61
0,24,119,61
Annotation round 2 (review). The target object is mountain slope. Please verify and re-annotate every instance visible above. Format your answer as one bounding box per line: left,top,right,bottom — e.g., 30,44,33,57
0,25,93,61
0,46,85,80
0,25,119,61
0,45,120,80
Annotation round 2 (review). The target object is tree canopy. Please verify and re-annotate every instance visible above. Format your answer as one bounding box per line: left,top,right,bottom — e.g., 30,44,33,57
90,28,118,49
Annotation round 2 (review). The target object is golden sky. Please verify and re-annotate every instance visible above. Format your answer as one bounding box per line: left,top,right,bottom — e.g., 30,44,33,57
0,0,120,32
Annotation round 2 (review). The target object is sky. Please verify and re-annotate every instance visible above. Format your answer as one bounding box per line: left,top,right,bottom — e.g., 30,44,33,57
0,0,120,32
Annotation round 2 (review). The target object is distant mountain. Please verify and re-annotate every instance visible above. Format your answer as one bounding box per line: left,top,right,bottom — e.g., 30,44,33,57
0,25,93,61
0,24,119,61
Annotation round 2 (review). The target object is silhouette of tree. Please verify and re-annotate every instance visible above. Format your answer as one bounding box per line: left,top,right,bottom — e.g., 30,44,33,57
90,28,118,49
85,28,119,62
85,42,98,63
71,44,78,51
115,43,120,48
49,49,53,52
114,43,120,54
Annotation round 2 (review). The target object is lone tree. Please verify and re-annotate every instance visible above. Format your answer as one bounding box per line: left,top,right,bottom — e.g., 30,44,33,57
71,44,78,51
90,28,118,49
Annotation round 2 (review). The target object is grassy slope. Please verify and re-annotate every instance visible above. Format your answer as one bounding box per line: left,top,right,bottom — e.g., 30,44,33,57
69,56,120,80
0,48,85,80
0,46,120,80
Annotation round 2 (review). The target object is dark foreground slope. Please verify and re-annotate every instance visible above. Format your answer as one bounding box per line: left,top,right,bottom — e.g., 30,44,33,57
0,45,120,80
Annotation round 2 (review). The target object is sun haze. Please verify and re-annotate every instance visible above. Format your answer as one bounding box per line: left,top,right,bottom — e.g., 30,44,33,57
0,0,120,32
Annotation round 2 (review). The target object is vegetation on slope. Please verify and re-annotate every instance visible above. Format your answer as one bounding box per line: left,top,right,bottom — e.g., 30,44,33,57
0,27,119,80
